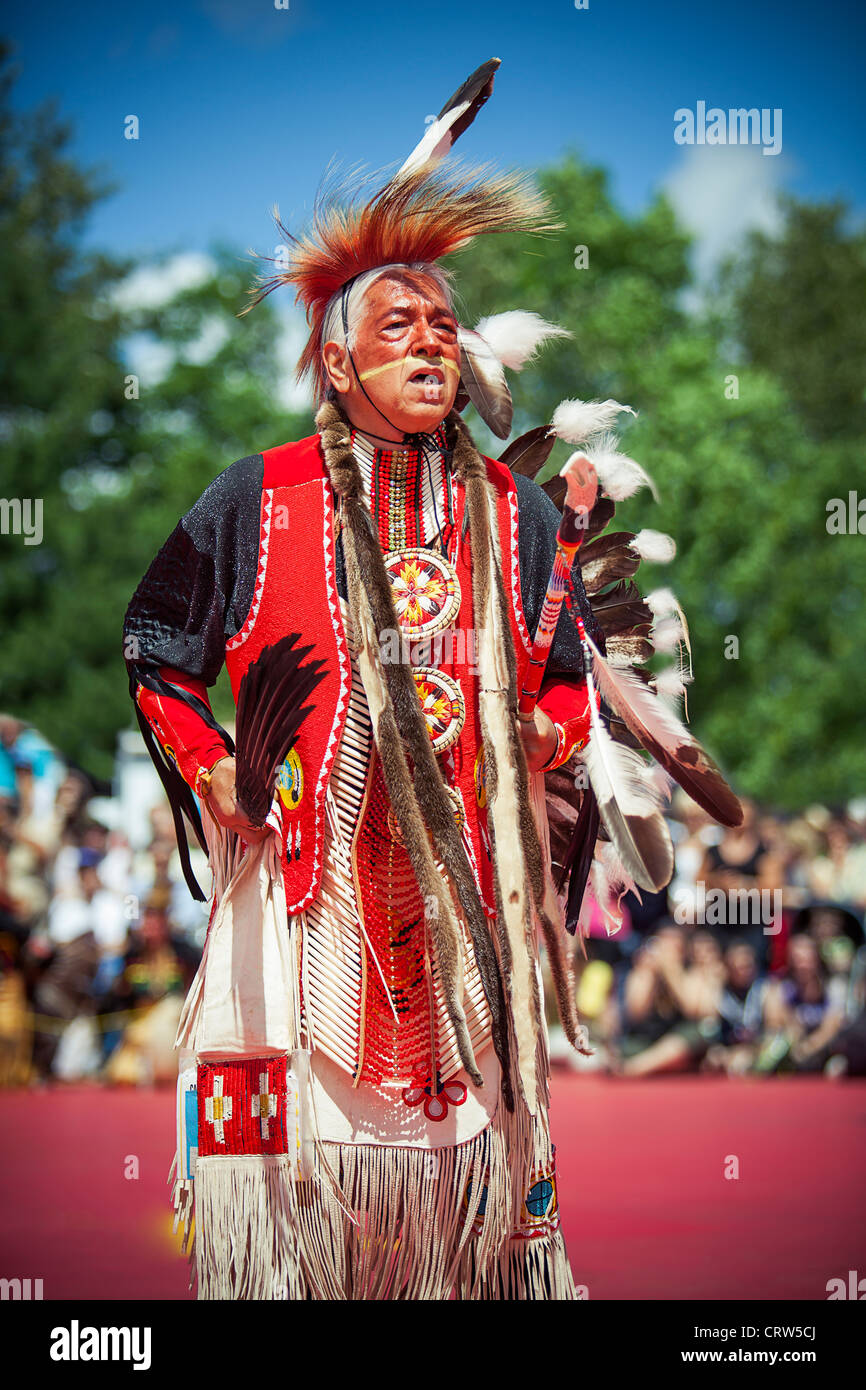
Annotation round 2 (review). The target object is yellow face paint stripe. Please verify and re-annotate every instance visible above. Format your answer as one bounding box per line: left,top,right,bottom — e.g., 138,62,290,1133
358,356,461,383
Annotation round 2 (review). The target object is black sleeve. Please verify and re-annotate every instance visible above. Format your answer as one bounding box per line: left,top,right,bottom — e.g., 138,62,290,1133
121,454,265,902
513,472,600,677
123,453,265,685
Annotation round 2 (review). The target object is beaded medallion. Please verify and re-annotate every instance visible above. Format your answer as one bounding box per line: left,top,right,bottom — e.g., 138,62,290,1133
383,546,461,639
410,666,466,754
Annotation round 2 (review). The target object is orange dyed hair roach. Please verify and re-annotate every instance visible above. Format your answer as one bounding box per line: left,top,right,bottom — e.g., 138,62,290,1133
242,161,560,400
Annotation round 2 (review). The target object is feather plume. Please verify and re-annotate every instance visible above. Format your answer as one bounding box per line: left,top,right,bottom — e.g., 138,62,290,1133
586,433,659,502
598,839,641,901
582,848,633,942
245,160,559,400
652,662,694,722
234,634,328,826
551,398,635,443
646,588,693,675
457,324,513,438
498,425,556,477
584,631,743,828
398,58,501,176
651,615,686,653
646,586,680,617
630,529,676,564
474,311,570,371
653,664,694,707
579,668,674,893
587,840,644,939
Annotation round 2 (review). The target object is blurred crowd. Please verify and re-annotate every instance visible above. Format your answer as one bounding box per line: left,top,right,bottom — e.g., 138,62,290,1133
558,792,866,1079
2,713,865,1087
0,714,205,1087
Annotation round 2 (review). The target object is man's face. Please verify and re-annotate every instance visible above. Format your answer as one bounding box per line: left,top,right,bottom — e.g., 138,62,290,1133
324,273,461,437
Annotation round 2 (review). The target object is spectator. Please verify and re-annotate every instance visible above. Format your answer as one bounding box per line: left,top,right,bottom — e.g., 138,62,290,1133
703,940,767,1075
102,901,198,1085
612,923,720,1076
30,848,126,1078
755,934,848,1073
808,818,866,909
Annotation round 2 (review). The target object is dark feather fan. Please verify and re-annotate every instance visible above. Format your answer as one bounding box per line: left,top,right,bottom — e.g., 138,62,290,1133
584,496,616,541
541,474,566,509
579,531,640,593
536,434,743,936
234,633,329,826
589,579,654,640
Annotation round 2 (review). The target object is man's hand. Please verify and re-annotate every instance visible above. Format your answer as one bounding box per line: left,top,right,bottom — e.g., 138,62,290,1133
519,707,558,774
204,757,271,843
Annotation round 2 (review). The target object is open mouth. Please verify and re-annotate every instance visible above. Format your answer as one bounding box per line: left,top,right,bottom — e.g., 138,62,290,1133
409,366,444,386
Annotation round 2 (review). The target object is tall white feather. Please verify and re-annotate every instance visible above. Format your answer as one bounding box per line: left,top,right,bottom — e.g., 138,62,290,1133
397,58,501,176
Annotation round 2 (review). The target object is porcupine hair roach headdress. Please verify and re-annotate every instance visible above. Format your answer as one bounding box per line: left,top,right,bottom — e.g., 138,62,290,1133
241,58,563,414
245,160,558,401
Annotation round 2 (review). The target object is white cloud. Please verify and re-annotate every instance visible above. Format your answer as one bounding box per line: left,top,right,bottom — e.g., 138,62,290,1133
663,144,790,288
122,333,176,388
181,315,231,365
111,252,217,312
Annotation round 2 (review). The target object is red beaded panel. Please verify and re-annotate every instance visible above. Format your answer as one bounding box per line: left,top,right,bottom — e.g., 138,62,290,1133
197,1056,287,1157
354,753,437,1090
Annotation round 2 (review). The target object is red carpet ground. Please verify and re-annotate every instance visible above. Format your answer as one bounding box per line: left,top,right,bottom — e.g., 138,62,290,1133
1,1073,863,1300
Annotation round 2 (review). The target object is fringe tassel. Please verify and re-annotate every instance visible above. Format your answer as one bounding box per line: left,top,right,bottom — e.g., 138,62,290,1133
192,1045,574,1300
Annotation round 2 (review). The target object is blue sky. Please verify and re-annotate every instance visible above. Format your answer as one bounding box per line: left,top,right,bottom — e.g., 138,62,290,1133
6,0,865,266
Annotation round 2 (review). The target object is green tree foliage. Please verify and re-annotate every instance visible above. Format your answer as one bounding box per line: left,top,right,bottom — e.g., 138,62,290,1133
0,55,312,777
717,198,866,443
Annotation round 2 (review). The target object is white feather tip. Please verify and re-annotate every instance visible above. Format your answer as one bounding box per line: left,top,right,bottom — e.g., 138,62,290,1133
473,311,570,372
630,529,676,564
551,398,635,444
645,587,680,618
586,433,659,502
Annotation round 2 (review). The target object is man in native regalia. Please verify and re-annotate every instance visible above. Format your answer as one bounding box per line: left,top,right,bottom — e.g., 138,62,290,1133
123,60,741,1300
